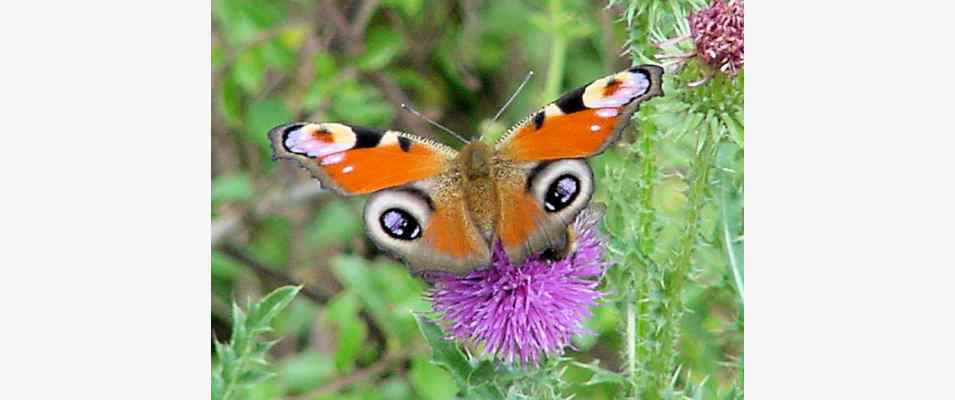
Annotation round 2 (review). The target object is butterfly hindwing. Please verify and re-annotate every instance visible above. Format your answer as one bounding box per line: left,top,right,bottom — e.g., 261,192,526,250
268,122,456,195
495,65,664,161
494,159,595,264
364,178,491,275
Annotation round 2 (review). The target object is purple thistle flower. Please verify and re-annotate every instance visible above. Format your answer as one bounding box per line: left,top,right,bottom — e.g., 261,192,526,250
428,206,611,365
688,0,744,76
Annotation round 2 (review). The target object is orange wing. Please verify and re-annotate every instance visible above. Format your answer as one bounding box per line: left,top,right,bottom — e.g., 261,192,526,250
268,123,456,194
419,194,492,273
495,65,664,161
496,187,547,260
493,159,595,265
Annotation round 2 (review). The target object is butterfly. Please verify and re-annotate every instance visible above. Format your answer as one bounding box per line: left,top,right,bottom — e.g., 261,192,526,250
269,65,663,275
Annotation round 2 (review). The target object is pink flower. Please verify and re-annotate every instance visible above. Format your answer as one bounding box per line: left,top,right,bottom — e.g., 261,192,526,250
428,206,610,365
688,0,744,75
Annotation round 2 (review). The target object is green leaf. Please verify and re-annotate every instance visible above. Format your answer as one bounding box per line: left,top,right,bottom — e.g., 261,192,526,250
467,360,497,387
413,313,473,386
382,0,422,17
410,354,460,400
324,291,368,373
248,216,292,267
720,111,744,147
357,26,406,71
214,340,235,368
217,73,243,126
212,173,253,204
328,82,393,125
230,303,249,353
247,285,301,329
305,200,362,249
238,369,274,386
215,286,302,400
245,98,292,149
467,383,506,400
233,49,267,93
212,250,243,281
212,369,224,399
379,377,413,400
272,300,317,338
244,379,283,400
572,360,626,386
313,52,337,80
260,40,296,72
280,351,335,394
278,25,309,50
332,257,423,346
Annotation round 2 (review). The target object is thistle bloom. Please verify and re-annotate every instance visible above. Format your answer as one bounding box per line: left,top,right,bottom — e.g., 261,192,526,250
429,206,610,365
688,0,744,75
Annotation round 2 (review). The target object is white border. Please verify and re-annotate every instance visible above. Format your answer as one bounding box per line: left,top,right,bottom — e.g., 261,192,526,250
748,1,955,398
1,1,210,398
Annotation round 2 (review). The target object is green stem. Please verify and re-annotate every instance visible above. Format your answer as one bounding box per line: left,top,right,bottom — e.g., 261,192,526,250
543,0,567,102
634,113,659,395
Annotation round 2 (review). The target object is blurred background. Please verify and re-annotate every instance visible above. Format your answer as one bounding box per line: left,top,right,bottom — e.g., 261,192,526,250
212,0,742,398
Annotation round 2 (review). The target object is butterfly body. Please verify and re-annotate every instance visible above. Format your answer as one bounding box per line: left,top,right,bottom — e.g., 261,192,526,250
269,65,664,275
456,141,497,240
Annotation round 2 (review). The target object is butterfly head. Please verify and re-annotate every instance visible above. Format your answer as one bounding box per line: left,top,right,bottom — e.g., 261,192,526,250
459,141,493,179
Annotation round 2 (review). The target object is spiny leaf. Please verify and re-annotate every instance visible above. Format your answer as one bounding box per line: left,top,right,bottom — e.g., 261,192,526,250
230,302,249,352
247,285,301,329
215,286,301,400
467,360,497,387
413,313,473,387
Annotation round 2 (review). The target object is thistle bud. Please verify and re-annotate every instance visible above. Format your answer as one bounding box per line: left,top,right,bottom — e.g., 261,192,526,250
688,0,744,75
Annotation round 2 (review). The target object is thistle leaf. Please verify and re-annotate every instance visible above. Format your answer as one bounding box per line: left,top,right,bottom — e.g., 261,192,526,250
214,286,301,400
413,313,473,387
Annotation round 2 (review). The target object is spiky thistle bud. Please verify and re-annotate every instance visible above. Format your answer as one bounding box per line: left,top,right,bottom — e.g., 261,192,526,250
688,0,744,75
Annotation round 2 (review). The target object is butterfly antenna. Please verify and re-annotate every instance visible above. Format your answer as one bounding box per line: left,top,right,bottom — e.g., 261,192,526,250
400,103,470,144
492,70,534,122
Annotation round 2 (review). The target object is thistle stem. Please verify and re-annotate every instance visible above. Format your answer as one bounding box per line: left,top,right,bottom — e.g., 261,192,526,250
646,114,720,394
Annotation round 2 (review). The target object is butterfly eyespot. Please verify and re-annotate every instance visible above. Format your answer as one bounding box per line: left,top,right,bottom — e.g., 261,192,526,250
379,208,422,240
543,174,581,212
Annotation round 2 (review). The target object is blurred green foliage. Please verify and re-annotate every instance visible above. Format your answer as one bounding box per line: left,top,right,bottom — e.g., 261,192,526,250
213,0,742,399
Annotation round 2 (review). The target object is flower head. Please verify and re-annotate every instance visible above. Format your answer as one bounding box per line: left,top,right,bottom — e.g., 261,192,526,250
428,206,611,365
688,0,744,75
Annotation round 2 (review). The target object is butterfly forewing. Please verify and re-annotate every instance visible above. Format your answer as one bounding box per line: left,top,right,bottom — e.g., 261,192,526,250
495,65,664,161
268,122,456,195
